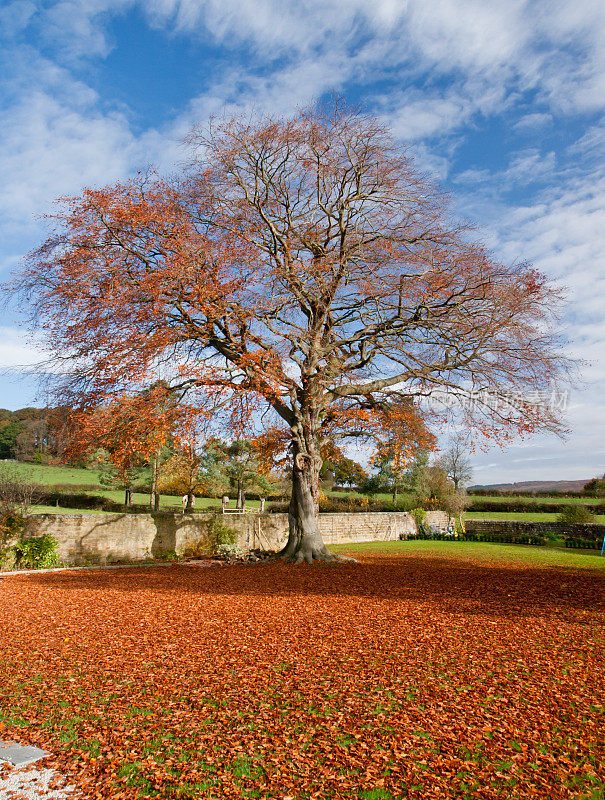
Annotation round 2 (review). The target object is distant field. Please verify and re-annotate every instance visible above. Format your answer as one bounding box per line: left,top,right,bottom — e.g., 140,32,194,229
3,461,604,519
469,494,602,506
1,460,102,486
465,510,605,523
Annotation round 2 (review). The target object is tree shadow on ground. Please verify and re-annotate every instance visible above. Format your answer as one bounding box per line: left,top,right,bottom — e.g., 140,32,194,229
12,555,605,622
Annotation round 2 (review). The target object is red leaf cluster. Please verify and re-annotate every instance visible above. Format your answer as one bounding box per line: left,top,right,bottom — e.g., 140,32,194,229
0,549,603,798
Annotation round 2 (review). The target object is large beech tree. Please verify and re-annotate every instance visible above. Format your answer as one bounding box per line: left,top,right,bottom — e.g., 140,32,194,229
19,105,570,562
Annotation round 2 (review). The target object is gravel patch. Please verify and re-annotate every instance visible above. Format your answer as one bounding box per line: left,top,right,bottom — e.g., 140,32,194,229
0,764,80,799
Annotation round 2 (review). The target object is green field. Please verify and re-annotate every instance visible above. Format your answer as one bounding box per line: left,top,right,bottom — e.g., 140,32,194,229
467,493,602,505
332,538,605,570
2,460,103,486
465,510,605,522
3,461,604,521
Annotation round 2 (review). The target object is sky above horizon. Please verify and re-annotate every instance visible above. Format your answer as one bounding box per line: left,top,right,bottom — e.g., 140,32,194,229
0,0,604,485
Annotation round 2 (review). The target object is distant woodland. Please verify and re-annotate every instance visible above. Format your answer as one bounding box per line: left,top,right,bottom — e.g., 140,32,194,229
0,408,61,462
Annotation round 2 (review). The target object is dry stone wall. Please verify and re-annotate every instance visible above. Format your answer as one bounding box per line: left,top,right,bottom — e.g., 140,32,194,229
27,509,435,566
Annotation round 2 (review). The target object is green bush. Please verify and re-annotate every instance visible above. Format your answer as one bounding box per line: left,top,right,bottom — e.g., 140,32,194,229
269,496,416,514
12,533,60,569
469,499,598,513
204,519,241,558
410,507,428,534
558,505,595,525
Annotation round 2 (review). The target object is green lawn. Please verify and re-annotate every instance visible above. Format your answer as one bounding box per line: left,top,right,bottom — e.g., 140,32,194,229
465,510,605,522
3,460,103,486
467,493,602,505
332,538,605,570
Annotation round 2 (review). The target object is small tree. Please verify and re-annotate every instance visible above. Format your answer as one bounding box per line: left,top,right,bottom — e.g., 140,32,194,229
0,465,43,565
0,465,41,519
441,432,473,490
56,385,182,509
372,445,410,503
412,461,468,521
558,505,594,525
158,446,202,511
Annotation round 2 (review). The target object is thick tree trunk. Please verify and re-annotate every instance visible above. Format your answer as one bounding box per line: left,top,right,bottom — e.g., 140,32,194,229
279,444,338,564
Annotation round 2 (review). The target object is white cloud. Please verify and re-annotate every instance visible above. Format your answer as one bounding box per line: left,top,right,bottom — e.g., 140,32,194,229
0,47,173,274
0,327,50,370
513,113,553,131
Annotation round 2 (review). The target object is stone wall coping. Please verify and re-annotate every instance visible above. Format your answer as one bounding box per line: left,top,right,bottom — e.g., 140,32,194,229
27,509,417,519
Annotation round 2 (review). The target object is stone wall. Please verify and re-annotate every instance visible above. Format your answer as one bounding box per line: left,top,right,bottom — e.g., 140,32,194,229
27,509,441,566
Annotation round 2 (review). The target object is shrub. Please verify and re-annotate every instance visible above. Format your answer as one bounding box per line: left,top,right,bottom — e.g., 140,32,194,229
12,533,60,569
207,519,241,557
564,537,601,550
469,499,598,514
558,505,595,525
410,507,428,534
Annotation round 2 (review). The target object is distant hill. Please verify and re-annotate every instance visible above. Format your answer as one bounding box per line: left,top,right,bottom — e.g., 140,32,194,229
470,479,590,493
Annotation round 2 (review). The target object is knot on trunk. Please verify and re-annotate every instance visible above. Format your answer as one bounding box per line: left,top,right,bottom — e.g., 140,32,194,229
294,452,311,471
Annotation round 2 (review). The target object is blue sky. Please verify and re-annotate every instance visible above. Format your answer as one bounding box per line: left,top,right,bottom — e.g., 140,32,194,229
0,0,604,484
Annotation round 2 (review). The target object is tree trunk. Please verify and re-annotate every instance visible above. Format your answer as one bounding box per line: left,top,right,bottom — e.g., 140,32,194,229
279,444,337,564
153,492,160,512
150,456,158,511
393,486,398,504
236,482,244,510
124,486,133,508
185,491,193,513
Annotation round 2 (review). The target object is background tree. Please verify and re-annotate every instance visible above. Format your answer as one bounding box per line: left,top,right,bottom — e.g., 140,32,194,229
0,414,23,459
18,104,571,563
202,438,280,509
320,442,367,489
58,385,182,509
157,446,201,511
583,474,605,498
0,408,53,462
371,444,410,503
333,457,367,489
416,464,467,516
440,432,473,490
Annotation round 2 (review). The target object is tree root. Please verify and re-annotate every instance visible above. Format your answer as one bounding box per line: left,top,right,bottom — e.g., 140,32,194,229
284,546,357,565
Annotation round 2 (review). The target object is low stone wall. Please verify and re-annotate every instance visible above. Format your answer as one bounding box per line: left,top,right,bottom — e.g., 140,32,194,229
26,509,442,566
465,519,605,540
